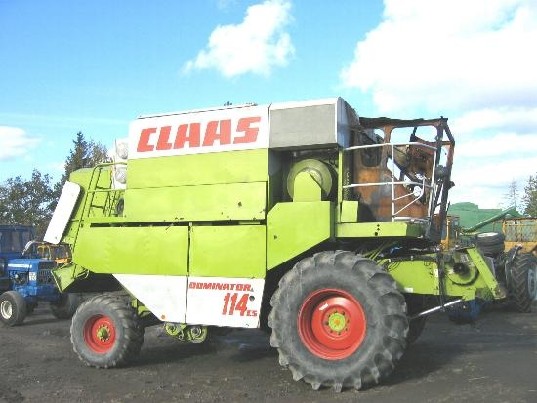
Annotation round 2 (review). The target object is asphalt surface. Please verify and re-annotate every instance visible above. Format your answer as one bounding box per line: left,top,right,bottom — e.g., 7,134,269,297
1,301,536,403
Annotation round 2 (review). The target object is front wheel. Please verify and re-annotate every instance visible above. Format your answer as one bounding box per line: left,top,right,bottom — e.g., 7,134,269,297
0,291,27,326
269,251,408,391
70,294,145,368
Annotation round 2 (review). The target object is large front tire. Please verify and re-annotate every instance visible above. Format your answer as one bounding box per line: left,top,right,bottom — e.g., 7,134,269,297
0,291,27,326
70,294,145,368
268,251,408,391
508,253,537,313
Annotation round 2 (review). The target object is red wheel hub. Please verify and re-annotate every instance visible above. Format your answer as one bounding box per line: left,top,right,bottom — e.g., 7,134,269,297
298,288,366,360
84,314,116,353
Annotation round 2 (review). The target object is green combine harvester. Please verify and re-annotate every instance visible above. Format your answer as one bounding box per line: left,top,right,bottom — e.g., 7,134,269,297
45,98,530,391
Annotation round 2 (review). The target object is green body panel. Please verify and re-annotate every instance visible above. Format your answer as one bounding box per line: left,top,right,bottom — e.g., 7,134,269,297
338,201,359,223
189,225,266,278
124,182,267,222
127,149,268,188
53,263,88,291
465,248,506,299
386,259,439,295
385,247,505,301
72,226,189,275
291,172,322,202
336,221,425,238
267,201,333,269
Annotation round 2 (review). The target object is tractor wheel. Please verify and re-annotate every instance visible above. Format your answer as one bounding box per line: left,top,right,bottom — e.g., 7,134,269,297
508,253,537,313
476,232,505,257
268,251,408,391
50,293,81,319
70,294,145,368
0,291,27,326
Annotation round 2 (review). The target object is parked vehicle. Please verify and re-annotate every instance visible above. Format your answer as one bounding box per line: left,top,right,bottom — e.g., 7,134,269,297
0,225,79,326
46,98,510,391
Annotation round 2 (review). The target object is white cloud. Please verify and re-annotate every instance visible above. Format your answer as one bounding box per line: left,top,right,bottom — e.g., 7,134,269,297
341,0,537,209
451,106,537,134
455,131,535,158
0,126,41,160
183,0,294,77
341,0,537,114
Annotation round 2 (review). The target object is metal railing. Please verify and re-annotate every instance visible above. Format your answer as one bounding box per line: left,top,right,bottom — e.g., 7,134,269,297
343,141,438,222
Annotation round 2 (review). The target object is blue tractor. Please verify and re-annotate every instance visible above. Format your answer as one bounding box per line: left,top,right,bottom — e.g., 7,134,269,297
0,224,79,326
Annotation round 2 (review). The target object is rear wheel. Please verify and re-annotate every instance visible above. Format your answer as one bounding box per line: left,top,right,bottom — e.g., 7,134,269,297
70,294,145,368
0,291,27,326
508,253,537,313
269,251,408,391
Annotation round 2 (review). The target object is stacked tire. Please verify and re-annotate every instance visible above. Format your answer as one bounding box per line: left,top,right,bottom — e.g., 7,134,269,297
475,232,505,257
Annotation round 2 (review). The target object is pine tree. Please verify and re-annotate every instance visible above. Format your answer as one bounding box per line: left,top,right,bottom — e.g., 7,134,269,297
503,180,519,210
60,132,109,184
522,173,537,216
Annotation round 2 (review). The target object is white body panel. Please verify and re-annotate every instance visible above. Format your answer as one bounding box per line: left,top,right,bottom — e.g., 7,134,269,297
43,181,81,244
113,274,265,328
114,274,188,322
186,277,265,328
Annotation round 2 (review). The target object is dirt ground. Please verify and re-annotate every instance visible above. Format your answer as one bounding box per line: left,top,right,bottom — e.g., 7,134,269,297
1,302,536,403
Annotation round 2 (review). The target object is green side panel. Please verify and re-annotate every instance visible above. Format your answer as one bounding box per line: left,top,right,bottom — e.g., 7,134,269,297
465,248,506,299
386,248,506,301
386,260,439,295
73,226,189,275
338,201,359,223
267,201,333,269
292,171,322,202
387,259,479,299
53,263,87,292
123,182,267,222
127,149,268,188
189,225,266,278
337,222,425,238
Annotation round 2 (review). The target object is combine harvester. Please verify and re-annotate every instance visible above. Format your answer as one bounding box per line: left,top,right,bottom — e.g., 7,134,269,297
44,98,533,391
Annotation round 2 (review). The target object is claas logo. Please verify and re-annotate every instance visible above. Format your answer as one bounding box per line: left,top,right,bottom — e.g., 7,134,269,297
137,116,262,152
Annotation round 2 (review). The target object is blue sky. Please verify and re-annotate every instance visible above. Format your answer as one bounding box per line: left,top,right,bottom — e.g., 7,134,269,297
1,0,536,209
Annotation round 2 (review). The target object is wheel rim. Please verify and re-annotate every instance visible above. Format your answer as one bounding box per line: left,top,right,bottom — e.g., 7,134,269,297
298,288,366,360
83,314,117,353
1,300,13,319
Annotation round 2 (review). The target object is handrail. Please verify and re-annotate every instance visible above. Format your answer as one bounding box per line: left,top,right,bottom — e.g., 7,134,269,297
343,140,439,222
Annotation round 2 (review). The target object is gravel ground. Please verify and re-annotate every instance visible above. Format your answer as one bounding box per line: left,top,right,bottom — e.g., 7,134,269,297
1,302,536,403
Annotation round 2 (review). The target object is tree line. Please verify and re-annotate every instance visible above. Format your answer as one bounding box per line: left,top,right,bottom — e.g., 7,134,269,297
0,132,109,237
1,131,537,238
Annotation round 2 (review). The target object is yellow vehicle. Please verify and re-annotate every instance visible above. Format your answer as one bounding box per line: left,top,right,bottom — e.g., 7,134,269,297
501,218,537,256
